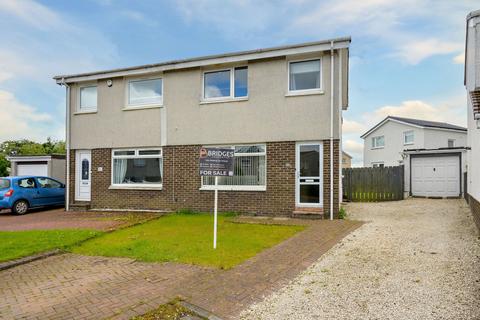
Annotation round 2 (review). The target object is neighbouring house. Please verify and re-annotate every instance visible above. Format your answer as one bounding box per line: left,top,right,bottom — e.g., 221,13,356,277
361,116,467,167
342,151,352,168
53,38,351,218
465,10,480,230
7,155,66,183
361,116,468,198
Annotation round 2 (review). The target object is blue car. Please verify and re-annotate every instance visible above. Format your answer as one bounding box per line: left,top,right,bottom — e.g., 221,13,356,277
0,176,65,215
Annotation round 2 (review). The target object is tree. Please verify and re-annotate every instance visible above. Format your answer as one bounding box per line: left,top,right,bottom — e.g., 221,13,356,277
0,138,66,176
0,155,8,177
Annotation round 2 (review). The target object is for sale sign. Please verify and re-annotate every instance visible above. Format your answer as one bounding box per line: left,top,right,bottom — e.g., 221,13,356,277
199,147,235,176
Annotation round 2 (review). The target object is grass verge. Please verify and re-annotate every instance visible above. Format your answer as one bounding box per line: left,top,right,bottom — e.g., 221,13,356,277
131,299,204,320
71,213,305,269
0,229,101,262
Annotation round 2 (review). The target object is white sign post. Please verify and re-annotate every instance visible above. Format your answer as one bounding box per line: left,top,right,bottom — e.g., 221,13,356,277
199,147,235,249
213,176,218,249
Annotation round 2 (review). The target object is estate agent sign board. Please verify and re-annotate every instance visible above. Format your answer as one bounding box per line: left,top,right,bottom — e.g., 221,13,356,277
199,147,235,249
199,147,235,177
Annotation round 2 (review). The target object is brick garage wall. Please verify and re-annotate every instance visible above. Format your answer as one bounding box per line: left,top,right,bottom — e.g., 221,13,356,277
467,193,480,231
69,139,340,217
323,139,340,218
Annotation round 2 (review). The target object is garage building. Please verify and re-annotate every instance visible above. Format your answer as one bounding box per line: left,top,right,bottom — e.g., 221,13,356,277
7,155,66,183
403,148,468,198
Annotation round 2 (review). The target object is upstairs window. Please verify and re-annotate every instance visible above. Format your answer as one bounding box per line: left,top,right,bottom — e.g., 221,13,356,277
404,131,414,145
289,59,321,92
372,136,385,149
79,85,97,111
128,78,163,106
203,67,248,101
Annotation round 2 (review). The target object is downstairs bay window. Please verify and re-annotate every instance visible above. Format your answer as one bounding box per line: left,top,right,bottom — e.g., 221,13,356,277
202,144,266,191
111,149,162,189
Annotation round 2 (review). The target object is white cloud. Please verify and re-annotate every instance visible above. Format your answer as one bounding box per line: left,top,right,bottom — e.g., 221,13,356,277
171,0,474,64
0,90,62,141
0,0,62,30
371,98,466,127
394,39,463,65
453,52,465,64
343,119,367,135
0,0,118,143
343,139,363,155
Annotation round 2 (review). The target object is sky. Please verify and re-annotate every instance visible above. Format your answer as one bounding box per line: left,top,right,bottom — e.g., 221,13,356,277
0,0,478,166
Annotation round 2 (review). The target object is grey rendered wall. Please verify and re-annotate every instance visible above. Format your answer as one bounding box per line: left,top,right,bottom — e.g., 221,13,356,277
69,50,345,149
50,158,66,183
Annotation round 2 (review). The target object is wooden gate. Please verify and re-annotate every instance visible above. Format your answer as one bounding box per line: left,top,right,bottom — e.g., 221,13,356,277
343,166,404,202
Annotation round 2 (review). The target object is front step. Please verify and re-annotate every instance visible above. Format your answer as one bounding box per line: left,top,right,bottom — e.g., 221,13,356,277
292,207,324,219
69,202,91,211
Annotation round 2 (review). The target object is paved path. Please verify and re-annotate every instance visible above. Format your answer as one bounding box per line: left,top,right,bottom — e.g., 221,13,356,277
0,217,361,319
240,199,480,320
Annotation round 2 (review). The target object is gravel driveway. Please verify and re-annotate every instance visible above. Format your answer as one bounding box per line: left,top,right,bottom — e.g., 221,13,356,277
240,198,480,320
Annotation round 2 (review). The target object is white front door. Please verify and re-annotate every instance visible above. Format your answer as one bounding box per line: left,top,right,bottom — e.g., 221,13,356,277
296,142,323,207
75,150,91,201
411,155,460,197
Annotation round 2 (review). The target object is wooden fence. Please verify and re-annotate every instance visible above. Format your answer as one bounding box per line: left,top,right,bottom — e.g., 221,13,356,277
343,166,404,202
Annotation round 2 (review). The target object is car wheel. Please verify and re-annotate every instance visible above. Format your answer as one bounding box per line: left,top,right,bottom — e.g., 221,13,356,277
13,200,29,215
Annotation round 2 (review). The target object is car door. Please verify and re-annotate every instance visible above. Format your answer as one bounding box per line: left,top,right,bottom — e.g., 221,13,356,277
16,177,42,207
35,177,65,205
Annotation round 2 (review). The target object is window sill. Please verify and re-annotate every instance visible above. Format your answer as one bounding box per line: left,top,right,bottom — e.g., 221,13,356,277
371,146,384,150
109,185,163,191
199,97,248,105
122,104,163,111
74,110,97,115
285,89,324,97
199,186,266,191
404,143,414,146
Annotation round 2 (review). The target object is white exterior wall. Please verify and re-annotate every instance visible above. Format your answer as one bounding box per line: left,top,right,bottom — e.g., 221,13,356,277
466,12,480,202
363,121,425,167
363,120,467,168
423,129,467,149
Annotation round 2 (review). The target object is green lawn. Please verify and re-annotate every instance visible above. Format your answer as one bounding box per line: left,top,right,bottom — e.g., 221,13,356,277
72,213,305,269
0,230,101,262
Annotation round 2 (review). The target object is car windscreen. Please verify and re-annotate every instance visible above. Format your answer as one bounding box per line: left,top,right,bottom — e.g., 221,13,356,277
0,179,10,189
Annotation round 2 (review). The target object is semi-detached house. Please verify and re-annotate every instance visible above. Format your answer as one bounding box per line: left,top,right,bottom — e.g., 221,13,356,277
53,38,350,218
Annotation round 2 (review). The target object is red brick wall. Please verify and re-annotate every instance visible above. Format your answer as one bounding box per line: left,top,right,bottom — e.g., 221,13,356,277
323,140,340,218
68,140,340,217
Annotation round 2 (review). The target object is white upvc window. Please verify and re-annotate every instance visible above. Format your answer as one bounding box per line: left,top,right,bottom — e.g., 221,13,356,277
202,66,248,101
403,130,414,145
448,139,455,148
372,136,385,149
79,85,97,112
126,77,163,108
288,58,322,94
201,144,266,191
372,162,385,168
111,148,162,188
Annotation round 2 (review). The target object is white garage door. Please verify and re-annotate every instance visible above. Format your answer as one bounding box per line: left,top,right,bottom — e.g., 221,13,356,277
17,163,48,177
411,156,460,197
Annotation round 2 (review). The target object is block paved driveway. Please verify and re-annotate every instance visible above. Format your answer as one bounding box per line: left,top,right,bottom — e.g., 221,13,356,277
0,216,361,320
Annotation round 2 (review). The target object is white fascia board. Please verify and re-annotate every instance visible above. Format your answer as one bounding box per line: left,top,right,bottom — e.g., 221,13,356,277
7,156,52,162
55,40,351,84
